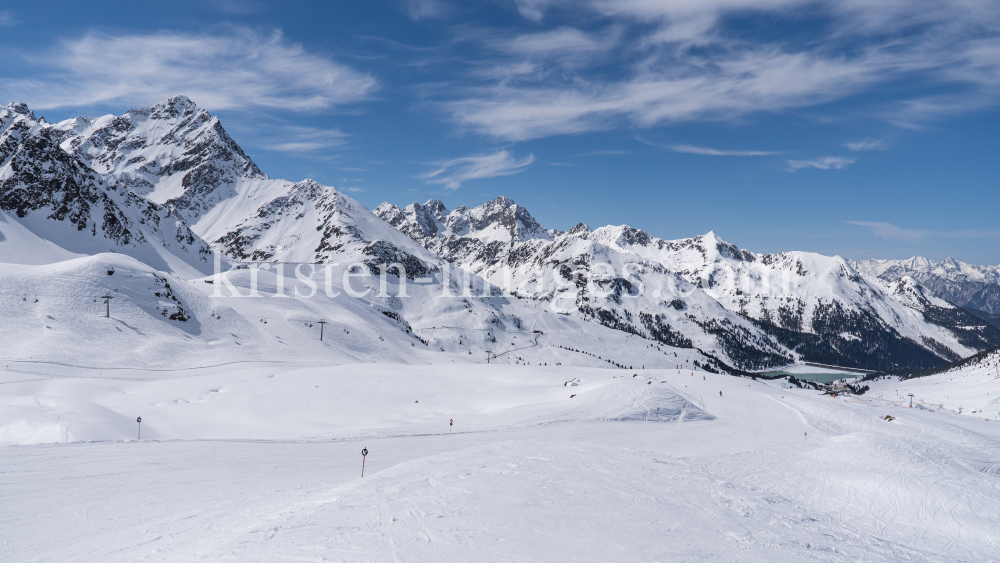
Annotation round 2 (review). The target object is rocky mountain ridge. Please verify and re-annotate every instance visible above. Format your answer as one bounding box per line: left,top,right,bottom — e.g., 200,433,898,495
3,95,997,373
853,256,1000,314
53,95,266,224
377,197,1000,371
45,97,437,276
0,101,213,276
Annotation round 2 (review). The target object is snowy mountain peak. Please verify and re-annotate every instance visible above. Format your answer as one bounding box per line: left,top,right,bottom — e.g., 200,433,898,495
206,180,440,276
375,194,549,245
423,198,448,214
377,194,1000,371
53,96,267,223
461,195,548,243
882,276,953,312
852,255,1000,313
2,102,35,120
0,101,214,276
590,224,652,250
374,200,445,241
147,95,200,118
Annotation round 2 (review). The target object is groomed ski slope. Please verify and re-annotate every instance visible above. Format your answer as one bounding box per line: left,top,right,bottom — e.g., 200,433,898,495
865,348,1000,421
2,362,999,562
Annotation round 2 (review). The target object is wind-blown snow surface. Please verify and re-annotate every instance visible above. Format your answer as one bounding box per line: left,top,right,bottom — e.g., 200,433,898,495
2,362,999,562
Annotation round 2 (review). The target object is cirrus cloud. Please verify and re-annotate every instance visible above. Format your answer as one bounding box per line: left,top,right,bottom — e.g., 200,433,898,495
418,150,534,189
845,139,887,151
786,156,855,171
668,144,777,156
847,221,933,244
442,1,1000,141
0,27,377,112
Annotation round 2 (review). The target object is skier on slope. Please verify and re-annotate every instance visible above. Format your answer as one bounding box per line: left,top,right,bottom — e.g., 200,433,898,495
719,391,722,397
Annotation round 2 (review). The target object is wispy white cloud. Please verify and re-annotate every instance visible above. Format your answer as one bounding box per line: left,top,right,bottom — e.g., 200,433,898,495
669,144,777,156
443,0,1000,140
345,187,366,193
0,27,377,112
847,221,932,244
267,126,349,153
511,0,558,22
886,89,1000,128
494,27,619,63
844,138,886,151
401,0,450,20
576,149,628,156
418,149,534,189
449,49,886,140
786,156,855,170
0,11,20,27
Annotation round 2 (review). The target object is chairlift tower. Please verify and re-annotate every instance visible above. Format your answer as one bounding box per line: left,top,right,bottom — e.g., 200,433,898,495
100,294,115,318
317,319,328,341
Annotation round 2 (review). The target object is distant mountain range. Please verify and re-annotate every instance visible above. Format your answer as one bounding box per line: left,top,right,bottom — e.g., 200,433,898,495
2,96,998,373
853,257,1000,315
376,198,1000,371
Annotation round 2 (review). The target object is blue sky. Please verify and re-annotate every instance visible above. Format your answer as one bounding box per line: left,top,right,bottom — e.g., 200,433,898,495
1,0,998,264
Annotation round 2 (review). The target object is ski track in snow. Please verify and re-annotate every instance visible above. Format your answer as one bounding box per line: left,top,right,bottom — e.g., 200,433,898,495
2,363,999,562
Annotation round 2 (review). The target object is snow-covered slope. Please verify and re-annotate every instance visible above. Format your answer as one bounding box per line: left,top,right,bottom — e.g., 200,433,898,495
0,250,721,373
0,102,214,277
378,197,1000,371
853,256,1000,314
378,199,795,371
4,359,1000,561
865,344,1000,420
53,95,266,222
6,94,995,374
203,179,442,276
375,195,555,247
52,97,441,275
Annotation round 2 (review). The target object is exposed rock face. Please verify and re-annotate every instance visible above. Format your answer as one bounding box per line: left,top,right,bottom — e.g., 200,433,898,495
6,94,996,373
54,95,266,223
853,256,1000,314
1,102,213,276
377,197,1000,371
49,97,438,276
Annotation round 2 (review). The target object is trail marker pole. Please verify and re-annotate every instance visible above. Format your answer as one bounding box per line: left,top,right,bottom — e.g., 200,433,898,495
101,294,115,318
137,416,141,440
318,319,327,341
361,447,368,477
